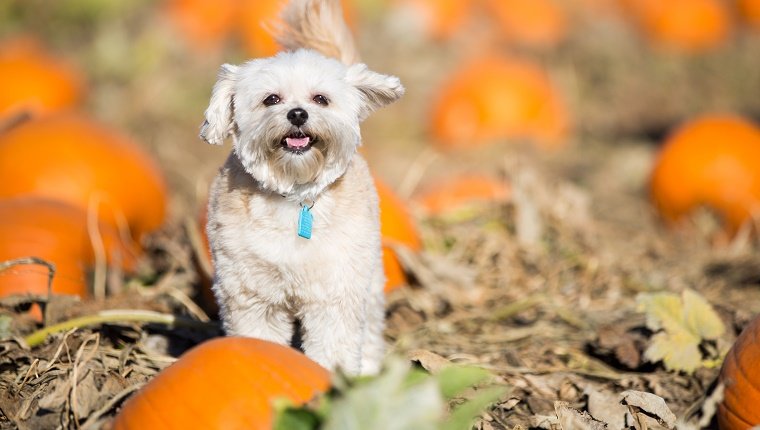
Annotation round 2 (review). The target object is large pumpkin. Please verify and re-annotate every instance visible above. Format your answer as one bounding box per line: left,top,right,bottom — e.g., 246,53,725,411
738,0,760,29
196,201,218,315
392,0,472,40
375,178,422,293
649,115,760,235
112,337,330,430
238,0,287,57
482,0,567,48
430,55,569,150
0,198,137,301
718,315,760,429
0,37,83,119
163,0,239,51
0,115,167,241
621,0,732,52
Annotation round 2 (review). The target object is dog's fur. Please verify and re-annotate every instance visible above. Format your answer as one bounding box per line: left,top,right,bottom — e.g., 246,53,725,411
200,0,404,375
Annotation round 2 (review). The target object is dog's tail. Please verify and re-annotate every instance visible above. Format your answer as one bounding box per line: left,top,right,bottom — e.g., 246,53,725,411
275,0,360,65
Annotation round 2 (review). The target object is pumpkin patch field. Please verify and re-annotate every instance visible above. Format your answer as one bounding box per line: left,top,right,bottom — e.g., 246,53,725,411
2,1,760,429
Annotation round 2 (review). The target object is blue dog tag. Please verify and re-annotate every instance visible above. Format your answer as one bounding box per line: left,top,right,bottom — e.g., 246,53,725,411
298,205,313,239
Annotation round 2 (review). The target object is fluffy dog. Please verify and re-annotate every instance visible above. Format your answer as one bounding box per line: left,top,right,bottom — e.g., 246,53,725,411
200,0,404,375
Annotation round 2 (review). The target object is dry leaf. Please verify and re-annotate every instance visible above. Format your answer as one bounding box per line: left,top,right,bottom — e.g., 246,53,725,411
530,414,559,430
595,324,643,369
408,349,452,374
681,289,724,340
554,401,608,430
38,377,70,410
585,388,628,430
620,390,676,429
636,289,725,373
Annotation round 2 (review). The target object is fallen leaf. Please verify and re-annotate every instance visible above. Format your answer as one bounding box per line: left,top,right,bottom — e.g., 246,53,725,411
555,401,608,430
681,289,724,340
620,390,676,429
636,289,724,373
585,388,628,430
408,349,452,374
38,377,70,410
530,414,559,430
595,324,643,369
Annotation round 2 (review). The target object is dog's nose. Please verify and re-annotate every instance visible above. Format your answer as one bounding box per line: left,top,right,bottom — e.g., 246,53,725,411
287,108,309,126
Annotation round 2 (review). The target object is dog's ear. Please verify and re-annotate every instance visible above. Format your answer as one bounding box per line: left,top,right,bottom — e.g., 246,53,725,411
346,63,405,121
200,64,240,145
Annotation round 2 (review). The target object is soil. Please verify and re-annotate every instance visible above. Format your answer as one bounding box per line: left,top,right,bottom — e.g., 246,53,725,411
1,2,760,429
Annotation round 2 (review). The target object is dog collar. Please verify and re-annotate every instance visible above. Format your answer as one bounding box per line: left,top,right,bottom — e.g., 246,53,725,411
297,200,315,239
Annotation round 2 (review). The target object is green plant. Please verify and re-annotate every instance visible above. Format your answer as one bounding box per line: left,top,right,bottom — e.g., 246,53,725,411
275,357,507,430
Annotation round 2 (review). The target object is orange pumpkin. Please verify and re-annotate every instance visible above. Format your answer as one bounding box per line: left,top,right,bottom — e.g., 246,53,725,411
239,0,357,57
738,0,760,29
430,55,569,150
482,0,567,48
238,0,284,57
0,115,167,241
375,178,421,292
621,0,732,52
196,201,218,315
569,0,622,16
650,115,760,235
718,315,760,429
0,37,83,119
163,0,239,50
393,0,473,40
415,174,511,215
112,337,330,430
164,0,357,56
0,198,138,303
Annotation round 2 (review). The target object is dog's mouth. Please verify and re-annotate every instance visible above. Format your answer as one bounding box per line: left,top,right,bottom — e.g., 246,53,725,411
281,131,315,154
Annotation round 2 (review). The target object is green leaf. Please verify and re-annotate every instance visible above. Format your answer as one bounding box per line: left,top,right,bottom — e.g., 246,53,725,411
323,358,445,430
436,366,491,399
274,407,322,430
278,356,508,430
441,386,508,430
404,366,433,389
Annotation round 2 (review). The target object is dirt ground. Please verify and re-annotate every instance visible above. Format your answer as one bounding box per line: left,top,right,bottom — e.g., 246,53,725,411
1,1,760,429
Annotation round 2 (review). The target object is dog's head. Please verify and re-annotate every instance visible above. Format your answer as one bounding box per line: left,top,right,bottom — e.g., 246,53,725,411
200,49,404,201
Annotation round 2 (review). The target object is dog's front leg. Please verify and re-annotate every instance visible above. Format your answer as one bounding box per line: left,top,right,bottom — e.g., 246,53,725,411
299,296,371,375
223,300,295,345
215,280,294,344
358,289,385,375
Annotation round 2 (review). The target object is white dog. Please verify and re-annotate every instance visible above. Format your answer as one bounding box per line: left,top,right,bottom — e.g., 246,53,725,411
200,0,404,375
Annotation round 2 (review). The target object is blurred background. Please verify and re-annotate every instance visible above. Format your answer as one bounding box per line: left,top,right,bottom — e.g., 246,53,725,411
1,0,758,206
1,0,760,427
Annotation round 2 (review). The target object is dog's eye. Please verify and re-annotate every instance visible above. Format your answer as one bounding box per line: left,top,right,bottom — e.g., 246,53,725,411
262,94,281,106
312,94,329,106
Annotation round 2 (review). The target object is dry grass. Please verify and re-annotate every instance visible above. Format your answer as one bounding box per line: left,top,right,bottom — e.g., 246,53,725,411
1,1,760,428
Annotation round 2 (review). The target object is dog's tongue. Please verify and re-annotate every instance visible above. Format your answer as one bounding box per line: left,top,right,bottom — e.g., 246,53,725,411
286,136,310,148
